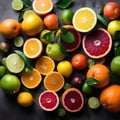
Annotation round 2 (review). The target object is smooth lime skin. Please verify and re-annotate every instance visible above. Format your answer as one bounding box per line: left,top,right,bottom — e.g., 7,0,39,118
82,83,93,95
0,65,7,78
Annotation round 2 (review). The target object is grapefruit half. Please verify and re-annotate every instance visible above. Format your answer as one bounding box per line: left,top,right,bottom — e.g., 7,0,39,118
62,88,84,112
82,28,112,59
38,90,59,111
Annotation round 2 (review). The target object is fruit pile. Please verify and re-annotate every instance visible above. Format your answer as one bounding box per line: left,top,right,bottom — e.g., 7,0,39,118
0,0,120,118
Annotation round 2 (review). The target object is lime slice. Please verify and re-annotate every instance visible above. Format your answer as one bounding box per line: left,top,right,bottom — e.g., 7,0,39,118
6,53,25,73
14,36,24,47
88,97,100,109
23,10,36,19
12,0,23,11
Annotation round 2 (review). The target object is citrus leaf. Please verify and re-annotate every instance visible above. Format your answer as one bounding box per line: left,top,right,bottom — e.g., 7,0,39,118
112,31,120,41
115,46,120,56
85,78,99,86
55,0,73,9
59,43,68,56
18,11,24,22
98,4,104,15
97,14,108,26
21,0,32,7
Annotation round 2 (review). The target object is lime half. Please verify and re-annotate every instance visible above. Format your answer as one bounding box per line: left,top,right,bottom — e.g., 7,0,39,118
88,97,100,109
14,36,24,47
6,53,25,73
12,0,23,11
23,10,36,19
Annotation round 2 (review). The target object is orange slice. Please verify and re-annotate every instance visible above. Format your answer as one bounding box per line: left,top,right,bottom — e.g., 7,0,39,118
72,7,97,32
32,0,53,16
44,71,65,92
35,56,55,75
23,38,43,59
21,68,42,89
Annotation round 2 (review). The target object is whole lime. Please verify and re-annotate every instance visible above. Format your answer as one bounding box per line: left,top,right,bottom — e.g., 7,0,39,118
82,83,93,95
0,65,7,78
61,9,74,25
110,56,120,75
0,74,21,95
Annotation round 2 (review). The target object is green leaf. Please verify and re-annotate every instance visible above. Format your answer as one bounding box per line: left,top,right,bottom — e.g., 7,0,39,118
115,46,120,56
59,43,68,56
18,11,24,22
21,0,32,7
85,78,99,86
55,0,73,9
97,14,108,26
98,4,105,15
112,31,120,40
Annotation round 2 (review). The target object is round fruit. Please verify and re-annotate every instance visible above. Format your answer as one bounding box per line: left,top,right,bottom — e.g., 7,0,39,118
32,0,53,16
61,9,74,25
0,74,21,95
0,19,21,39
107,20,120,36
56,25,81,52
103,2,120,20
12,0,23,11
35,55,55,75
23,38,43,59
38,90,59,111
82,28,112,59
13,36,24,47
72,7,97,32
86,64,110,88
22,14,43,36
62,88,84,112
6,53,25,73
44,71,65,92
57,60,73,78
57,108,66,117
17,92,33,107
110,56,120,75
0,65,6,78
23,10,35,19
43,14,59,30
71,53,87,70
100,84,120,112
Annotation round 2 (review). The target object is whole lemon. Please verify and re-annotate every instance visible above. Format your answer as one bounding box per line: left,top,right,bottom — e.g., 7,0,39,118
22,14,43,36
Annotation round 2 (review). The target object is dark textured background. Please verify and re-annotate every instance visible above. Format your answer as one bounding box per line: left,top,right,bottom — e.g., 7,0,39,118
0,0,120,120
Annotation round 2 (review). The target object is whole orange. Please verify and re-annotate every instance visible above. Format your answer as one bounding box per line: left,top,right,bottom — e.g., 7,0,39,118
100,84,120,112
0,19,21,39
71,53,87,70
43,13,59,30
86,64,110,88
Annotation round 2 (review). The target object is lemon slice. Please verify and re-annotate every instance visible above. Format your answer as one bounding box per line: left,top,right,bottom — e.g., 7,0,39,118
6,53,25,73
12,0,23,11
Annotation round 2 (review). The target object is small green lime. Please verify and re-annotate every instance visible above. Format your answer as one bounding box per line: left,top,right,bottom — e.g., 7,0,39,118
61,9,74,25
87,59,95,68
0,65,7,78
63,83,72,90
12,0,23,11
1,57,7,66
14,36,24,47
57,108,66,117
88,97,100,109
82,83,93,95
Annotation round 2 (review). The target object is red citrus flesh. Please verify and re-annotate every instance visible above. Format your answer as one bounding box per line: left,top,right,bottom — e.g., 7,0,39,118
62,88,84,112
38,90,59,111
82,28,112,59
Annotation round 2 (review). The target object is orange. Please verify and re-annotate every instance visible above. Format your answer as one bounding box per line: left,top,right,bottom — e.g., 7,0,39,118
43,13,59,30
0,19,21,39
103,2,120,20
23,38,43,59
21,68,42,89
100,84,120,112
44,71,65,92
35,56,55,75
72,7,97,32
86,64,110,88
32,0,53,16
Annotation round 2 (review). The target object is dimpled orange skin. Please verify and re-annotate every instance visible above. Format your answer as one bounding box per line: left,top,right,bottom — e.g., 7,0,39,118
0,19,21,39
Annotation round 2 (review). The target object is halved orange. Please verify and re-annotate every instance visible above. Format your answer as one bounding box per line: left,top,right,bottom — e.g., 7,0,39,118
35,56,55,75
44,71,65,92
23,38,43,59
72,7,97,32
21,68,42,89
32,0,53,16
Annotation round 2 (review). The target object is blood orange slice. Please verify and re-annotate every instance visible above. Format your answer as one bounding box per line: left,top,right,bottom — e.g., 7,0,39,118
38,90,59,111
62,88,84,112
56,25,81,52
82,28,112,59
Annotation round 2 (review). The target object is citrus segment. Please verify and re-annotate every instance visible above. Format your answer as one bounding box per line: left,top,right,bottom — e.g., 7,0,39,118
38,90,59,111
21,68,42,89
35,56,55,75
32,0,53,16
6,53,25,73
82,28,112,59
44,72,65,92
62,88,84,112
23,38,43,59
72,7,97,32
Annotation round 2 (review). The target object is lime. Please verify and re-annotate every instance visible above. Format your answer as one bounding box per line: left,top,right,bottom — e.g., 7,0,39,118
63,83,72,90
23,10,36,19
1,57,7,66
6,53,25,73
0,65,7,78
82,83,93,95
14,36,24,47
87,59,95,68
61,9,74,25
88,97,100,109
0,74,21,95
12,0,23,11
57,108,66,117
